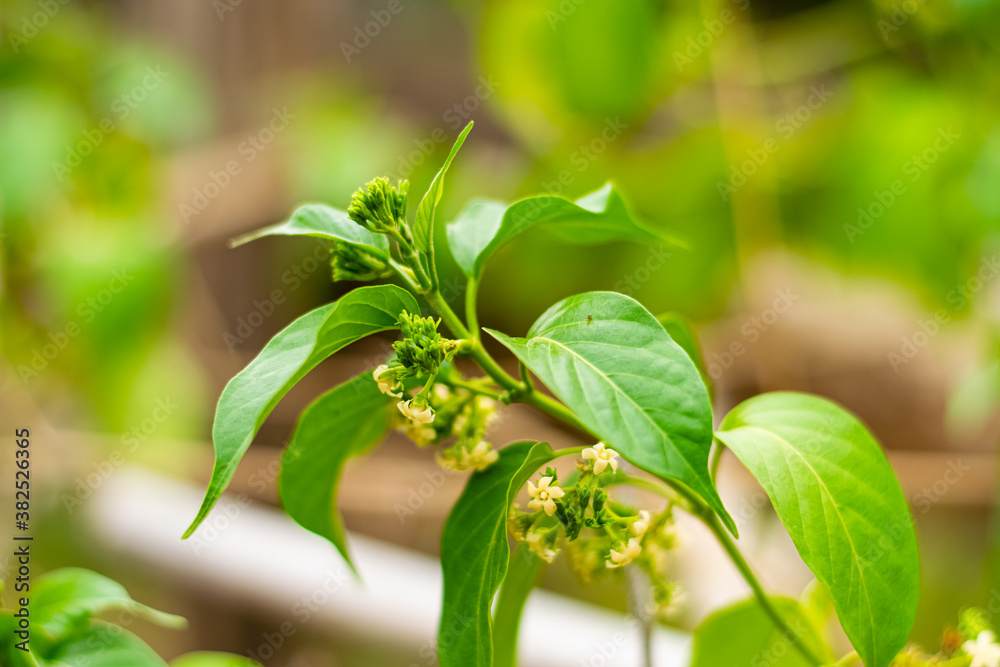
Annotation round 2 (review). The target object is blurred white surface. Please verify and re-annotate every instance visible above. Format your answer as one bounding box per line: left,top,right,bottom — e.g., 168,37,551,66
89,467,691,666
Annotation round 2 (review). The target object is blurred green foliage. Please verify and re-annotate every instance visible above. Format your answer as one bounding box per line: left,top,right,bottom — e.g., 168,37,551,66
459,0,1000,329
0,0,211,434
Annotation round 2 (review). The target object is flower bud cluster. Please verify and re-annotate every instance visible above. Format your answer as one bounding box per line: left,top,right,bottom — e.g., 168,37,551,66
347,177,409,235
373,310,502,472
392,311,458,381
508,456,682,617
330,241,392,283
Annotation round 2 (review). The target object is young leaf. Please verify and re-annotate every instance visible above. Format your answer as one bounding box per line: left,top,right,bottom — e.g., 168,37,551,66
413,121,473,256
715,392,920,667
486,292,736,535
32,568,186,646
439,441,556,667
690,596,832,667
492,546,545,667
279,372,394,573
230,203,389,255
184,285,419,539
53,622,169,666
446,182,681,279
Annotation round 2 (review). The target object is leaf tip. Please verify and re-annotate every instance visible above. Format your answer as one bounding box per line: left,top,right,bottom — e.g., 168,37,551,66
181,502,212,540
723,514,739,539
228,232,256,249
149,608,190,630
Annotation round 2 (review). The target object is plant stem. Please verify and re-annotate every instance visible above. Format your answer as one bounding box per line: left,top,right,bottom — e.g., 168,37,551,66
709,439,724,484
466,276,480,342
390,228,432,291
444,376,504,401
626,567,654,667
520,391,592,434
618,476,677,501
387,259,422,294
519,361,535,391
551,446,585,459
425,290,473,339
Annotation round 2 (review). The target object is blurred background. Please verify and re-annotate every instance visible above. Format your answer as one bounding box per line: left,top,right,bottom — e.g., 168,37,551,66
2,0,1000,663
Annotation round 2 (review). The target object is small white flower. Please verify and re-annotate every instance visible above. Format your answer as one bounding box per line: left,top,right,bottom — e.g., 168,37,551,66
406,423,437,447
964,631,1000,667
398,399,435,425
373,365,401,397
526,476,565,516
630,510,651,539
433,384,451,400
436,452,461,472
463,441,498,471
582,443,620,475
607,538,642,568
525,532,557,563
436,442,498,472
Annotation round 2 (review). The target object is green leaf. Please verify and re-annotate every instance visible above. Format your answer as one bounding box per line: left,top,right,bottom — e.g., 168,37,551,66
32,569,186,647
486,291,736,535
170,653,262,667
279,372,394,573
493,546,545,667
446,182,679,279
690,596,831,667
656,312,713,399
439,441,556,667
184,285,419,539
715,392,920,667
413,121,473,255
51,623,168,667
229,204,389,255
